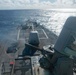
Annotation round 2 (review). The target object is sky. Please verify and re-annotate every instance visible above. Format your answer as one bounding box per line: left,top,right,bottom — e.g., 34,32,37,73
0,0,76,10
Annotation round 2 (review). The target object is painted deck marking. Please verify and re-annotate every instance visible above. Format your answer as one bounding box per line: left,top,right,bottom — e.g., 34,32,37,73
42,29,48,39
17,29,20,40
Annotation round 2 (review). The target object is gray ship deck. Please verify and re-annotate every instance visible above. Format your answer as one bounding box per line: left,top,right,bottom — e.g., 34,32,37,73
0,25,76,75
0,25,59,75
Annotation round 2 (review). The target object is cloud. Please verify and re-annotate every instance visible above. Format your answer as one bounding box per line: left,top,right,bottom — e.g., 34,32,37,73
62,0,73,5
0,0,76,9
0,0,31,9
31,0,39,3
55,0,74,5
51,0,76,8
0,0,52,9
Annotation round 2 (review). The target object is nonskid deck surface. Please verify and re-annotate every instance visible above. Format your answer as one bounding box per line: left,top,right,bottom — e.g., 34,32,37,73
0,24,57,75
0,25,76,75
0,58,51,75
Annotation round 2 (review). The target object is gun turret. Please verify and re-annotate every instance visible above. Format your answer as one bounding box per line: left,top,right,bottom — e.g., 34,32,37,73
54,16,76,58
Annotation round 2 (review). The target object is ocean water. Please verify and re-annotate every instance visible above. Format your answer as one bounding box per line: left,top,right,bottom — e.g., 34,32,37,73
0,9,76,43
0,9,76,67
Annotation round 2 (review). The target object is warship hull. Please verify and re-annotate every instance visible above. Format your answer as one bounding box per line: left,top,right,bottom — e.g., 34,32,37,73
0,22,57,75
